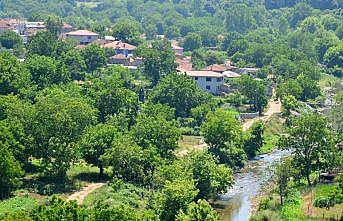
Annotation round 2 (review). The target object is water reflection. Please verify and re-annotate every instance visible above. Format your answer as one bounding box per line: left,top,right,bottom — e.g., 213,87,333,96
213,150,290,221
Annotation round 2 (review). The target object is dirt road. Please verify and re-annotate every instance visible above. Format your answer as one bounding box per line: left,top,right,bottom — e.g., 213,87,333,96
242,99,281,131
67,182,105,204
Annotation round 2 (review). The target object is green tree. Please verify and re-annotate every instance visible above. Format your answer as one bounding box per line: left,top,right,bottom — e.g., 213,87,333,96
136,40,176,86
0,30,22,49
112,17,140,43
79,123,119,176
45,15,63,35
82,70,139,123
244,120,264,159
281,95,298,117
0,52,31,95
149,73,211,117
102,135,161,186
81,44,107,73
60,50,86,80
237,75,268,114
279,113,336,186
276,79,303,100
296,74,321,101
189,152,233,199
324,44,343,70
182,32,202,51
27,31,58,57
32,86,97,176
131,104,180,158
0,143,24,199
25,55,69,89
160,179,198,221
201,109,242,149
176,199,221,221
275,158,295,205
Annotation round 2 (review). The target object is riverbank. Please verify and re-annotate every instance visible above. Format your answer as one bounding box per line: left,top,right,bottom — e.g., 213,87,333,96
212,149,290,221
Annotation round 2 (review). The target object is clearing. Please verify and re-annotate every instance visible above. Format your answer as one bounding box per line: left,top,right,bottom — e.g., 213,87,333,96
67,182,106,204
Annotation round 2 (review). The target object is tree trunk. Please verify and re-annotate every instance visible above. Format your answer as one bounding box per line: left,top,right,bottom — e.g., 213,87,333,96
99,165,104,178
306,173,311,186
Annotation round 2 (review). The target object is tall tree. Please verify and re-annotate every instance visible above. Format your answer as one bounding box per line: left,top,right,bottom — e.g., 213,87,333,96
237,75,268,114
81,44,107,73
176,199,221,221
25,55,69,89
0,52,31,95
32,86,97,176
279,113,336,185
79,123,120,176
0,30,22,49
0,143,23,199
136,40,176,86
149,73,211,117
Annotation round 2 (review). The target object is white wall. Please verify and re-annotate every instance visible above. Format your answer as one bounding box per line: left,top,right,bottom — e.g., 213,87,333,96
192,76,224,94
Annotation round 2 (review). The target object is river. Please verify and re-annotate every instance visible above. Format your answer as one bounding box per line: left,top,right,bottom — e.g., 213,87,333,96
212,149,290,221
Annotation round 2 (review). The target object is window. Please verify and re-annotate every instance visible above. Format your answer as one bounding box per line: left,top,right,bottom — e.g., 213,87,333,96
217,77,222,82
206,77,212,82
87,36,92,40
194,77,198,80
206,85,211,90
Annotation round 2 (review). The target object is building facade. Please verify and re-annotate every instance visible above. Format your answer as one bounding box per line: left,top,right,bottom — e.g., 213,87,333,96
185,71,224,95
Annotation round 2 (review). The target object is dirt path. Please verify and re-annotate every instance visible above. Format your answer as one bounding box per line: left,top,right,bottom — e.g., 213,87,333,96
242,98,281,131
67,182,105,204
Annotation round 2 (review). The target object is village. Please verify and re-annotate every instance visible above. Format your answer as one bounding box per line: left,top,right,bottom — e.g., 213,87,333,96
0,2,342,220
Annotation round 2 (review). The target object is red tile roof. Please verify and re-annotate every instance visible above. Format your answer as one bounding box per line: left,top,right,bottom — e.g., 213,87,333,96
103,41,136,50
202,64,236,73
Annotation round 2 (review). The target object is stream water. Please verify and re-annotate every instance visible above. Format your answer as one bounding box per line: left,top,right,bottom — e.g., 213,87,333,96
213,149,291,221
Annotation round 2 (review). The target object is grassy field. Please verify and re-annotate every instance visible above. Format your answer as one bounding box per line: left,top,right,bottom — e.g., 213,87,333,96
302,184,343,220
0,194,41,216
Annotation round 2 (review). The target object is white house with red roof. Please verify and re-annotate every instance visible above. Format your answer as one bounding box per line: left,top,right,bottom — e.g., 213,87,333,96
183,70,225,95
65,30,99,45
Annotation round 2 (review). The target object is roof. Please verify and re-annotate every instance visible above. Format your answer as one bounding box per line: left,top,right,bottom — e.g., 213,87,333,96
222,71,241,78
202,64,236,73
66,29,99,36
63,23,73,29
111,54,128,59
175,56,193,71
172,44,183,50
103,41,136,50
185,70,224,78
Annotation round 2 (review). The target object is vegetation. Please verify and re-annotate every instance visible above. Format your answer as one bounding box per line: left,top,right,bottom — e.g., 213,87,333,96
0,0,342,220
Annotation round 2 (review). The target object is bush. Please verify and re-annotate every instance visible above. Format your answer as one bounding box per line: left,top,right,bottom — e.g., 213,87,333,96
249,210,281,221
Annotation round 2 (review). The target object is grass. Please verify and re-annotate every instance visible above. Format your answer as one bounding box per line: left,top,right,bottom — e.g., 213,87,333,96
259,113,284,154
0,194,40,216
318,74,339,90
176,135,204,156
22,162,109,196
301,184,343,221
83,182,149,209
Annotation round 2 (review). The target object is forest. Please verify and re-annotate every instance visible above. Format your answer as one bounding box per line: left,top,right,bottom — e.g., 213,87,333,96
0,0,342,221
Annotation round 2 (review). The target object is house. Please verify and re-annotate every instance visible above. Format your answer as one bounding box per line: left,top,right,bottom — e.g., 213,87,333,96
222,70,241,78
103,41,136,57
65,30,99,45
184,70,225,95
0,18,26,34
62,23,73,33
171,43,184,55
175,55,193,71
